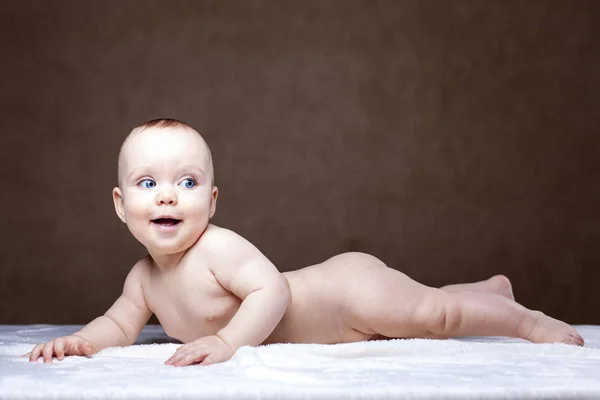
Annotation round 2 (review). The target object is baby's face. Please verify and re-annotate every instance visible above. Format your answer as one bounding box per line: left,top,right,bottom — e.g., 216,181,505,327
113,127,217,255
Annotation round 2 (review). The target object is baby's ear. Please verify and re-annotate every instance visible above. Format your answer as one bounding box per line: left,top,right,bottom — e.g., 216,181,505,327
112,187,127,223
209,186,219,219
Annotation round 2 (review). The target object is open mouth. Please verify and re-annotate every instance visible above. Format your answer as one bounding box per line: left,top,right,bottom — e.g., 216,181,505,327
151,218,182,227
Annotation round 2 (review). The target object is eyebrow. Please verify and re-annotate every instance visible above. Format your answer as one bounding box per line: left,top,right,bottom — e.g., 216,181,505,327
126,165,207,182
179,165,207,180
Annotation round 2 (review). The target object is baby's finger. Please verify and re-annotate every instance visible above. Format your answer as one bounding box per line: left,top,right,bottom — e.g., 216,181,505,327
75,341,93,357
199,355,215,366
54,338,65,360
63,339,74,355
165,349,190,366
165,345,190,365
165,351,184,365
29,344,44,362
81,342,93,356
42,341,55,363
177,348,208,367
71,340,85,355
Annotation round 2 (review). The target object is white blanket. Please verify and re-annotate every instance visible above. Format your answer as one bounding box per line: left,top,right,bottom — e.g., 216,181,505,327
2,325,600,399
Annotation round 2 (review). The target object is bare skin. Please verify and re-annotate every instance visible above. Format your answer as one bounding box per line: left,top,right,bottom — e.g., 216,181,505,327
272,254,581,345
440,274,515,301
25,120,584,367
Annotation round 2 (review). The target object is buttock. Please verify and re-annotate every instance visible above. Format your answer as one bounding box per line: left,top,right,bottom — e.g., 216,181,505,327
301,252,390,342
276,252,387,344
318,253,441,340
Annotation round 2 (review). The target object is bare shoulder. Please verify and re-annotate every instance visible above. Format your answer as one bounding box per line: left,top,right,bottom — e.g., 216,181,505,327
197,224,274,273
118,255,154,312
123,255,153,290
129,255,153,277
198,224,257,257
197,225,285,299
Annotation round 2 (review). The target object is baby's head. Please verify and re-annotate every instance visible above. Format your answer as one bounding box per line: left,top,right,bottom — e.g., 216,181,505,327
113,119,218,255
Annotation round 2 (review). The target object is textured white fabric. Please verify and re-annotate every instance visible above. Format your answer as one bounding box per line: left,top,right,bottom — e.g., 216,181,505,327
1,324,600,399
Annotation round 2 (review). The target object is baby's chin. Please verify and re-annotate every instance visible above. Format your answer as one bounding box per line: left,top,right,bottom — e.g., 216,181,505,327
148,242,182,252
144,233,203,255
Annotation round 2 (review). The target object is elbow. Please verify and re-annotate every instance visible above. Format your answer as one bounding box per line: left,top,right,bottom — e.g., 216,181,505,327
278,275,292,311
265,277,291,316
103,313,134,346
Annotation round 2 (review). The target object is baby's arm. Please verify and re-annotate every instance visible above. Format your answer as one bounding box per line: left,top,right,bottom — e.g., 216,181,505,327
165,228,289,366
75,258,153,349
27,259,153,363
211,241,289,351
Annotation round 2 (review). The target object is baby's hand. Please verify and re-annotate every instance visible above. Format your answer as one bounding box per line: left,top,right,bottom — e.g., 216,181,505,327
165,335,234,367
24,335,94,364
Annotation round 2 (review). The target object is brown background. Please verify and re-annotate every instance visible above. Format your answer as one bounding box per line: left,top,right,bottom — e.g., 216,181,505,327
1,1,599,325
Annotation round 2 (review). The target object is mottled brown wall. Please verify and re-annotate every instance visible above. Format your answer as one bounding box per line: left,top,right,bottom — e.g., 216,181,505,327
1,1,599,325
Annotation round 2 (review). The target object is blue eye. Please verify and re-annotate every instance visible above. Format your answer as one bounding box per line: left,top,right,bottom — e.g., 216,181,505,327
179,178,196,189
139,179,156,189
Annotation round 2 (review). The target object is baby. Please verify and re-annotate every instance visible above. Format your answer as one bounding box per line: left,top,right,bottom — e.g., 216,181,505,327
27,119,584,367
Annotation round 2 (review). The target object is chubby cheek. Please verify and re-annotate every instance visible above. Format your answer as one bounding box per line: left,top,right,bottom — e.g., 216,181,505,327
122,194,153,240
179,193,212,226
124,192,153,219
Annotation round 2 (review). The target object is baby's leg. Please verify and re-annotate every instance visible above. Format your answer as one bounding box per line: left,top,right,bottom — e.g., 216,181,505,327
347,259,583,345
422,291,583,345
440,275,515,301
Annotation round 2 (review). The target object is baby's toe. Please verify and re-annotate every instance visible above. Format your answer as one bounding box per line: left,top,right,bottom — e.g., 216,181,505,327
571,332,585,346
561,331,584,346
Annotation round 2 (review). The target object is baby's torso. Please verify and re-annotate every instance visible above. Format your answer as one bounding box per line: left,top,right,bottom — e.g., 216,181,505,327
142,254,241,343
141,251,373,345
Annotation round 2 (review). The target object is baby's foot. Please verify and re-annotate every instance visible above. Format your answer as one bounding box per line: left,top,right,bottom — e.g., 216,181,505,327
527,312,584,346
487,275,515,301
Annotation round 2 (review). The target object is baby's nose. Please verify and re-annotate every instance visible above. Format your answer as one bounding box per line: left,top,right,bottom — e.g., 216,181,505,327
156,188,178,205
